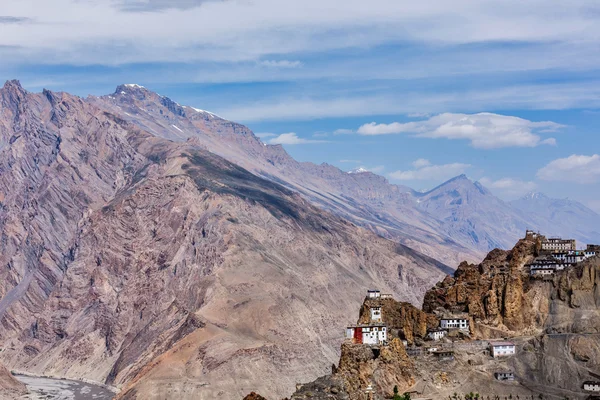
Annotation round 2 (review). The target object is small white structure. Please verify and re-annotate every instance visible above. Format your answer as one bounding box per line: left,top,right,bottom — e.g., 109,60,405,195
345,324,387,345
494,372,515,381
530,267,556,277
585,249,597,258
427,329,447,341
490,341,516,357
584,381,600,392
370,306,382,322
380,293,393,299
367,290,381,299
440,318,469,330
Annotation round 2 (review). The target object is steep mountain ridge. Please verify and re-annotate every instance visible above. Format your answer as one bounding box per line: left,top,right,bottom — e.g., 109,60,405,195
89,84,600,267
0,81,450,399
89,87,483,266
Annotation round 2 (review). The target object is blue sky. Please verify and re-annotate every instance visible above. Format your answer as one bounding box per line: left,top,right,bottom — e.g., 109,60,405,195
1,0,599,210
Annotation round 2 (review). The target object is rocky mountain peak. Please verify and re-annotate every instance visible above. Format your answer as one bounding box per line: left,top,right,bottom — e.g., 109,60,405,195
1,79,28,108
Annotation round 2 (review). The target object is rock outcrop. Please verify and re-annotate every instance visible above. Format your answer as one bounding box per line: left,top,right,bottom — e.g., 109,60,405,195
423,233,600,337
358,298,438,345
290,338,414,400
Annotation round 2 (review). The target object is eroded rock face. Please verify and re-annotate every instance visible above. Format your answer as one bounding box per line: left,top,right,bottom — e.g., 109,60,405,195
291,338,414,400
0,81,450,400
423,235,600,337
358,298,437,345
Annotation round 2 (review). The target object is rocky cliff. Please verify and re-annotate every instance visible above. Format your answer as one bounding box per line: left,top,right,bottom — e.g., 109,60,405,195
0,81,450,400
290,338,414,400
286,237,600,399
423,234,600,337
358,298,438,345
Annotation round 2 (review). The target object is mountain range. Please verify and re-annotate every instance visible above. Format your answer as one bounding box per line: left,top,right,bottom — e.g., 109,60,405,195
0,80,599,399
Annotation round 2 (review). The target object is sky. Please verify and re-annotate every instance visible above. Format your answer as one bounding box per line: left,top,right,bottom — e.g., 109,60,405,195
1,0,599,211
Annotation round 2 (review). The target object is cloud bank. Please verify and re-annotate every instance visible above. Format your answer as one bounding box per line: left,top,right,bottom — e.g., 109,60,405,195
537,154,600,183
357,113,563,149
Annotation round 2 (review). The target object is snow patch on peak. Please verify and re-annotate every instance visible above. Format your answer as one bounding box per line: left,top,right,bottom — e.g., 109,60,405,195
124,84,145,89
522,192,548,200
348,167,369,174
184,106,221,119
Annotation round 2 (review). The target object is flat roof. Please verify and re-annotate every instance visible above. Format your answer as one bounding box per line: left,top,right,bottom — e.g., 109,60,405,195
489,341,515,346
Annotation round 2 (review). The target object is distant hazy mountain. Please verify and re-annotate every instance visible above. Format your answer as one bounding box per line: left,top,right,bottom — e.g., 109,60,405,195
415,175,533,251
510,192,600,246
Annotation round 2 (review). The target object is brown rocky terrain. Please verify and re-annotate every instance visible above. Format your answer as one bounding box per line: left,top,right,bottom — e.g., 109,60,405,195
0,80,451,399
358,298,438,345
290,338,414,400
286,237,600,399
87,85,485,267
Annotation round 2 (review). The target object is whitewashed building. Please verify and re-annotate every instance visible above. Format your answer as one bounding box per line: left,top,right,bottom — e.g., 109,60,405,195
529,266,558,277
380,293,393,299
427,329,447,341
345,324,387,345
370,306,382,322
490,341,516,357
367,290,381,299
494,372,515,381
440,318,469,330
565,251,587,264
541,238,576,252
584,381,600,392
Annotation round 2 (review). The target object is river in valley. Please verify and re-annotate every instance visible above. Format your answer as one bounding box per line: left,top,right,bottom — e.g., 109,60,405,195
14,374,115,400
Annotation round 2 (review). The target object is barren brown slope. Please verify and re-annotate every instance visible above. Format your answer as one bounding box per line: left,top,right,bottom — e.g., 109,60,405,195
0,81,450,399
89,85,481,266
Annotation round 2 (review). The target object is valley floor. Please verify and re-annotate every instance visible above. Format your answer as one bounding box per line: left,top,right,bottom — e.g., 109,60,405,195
14,375,115,400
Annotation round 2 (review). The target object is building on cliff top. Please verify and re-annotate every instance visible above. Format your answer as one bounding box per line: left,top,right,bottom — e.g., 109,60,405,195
367,290,380,298
427,328,447,341
541,237,576,252
440,317,469,331
345,324,387,345
525,230,540,239
489,341,516,357
369,306,382,322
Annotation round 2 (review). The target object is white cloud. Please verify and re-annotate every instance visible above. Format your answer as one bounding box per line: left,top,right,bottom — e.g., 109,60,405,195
259,60,303,68
537,154,600,183
389,160,471,181
255,132,277,138
312,131,329,137
216,82,600,122
2,0,600,67
479,177,537,198
268,132,328,145
333,129,354,135
412,158,431,168
356,112,563,149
